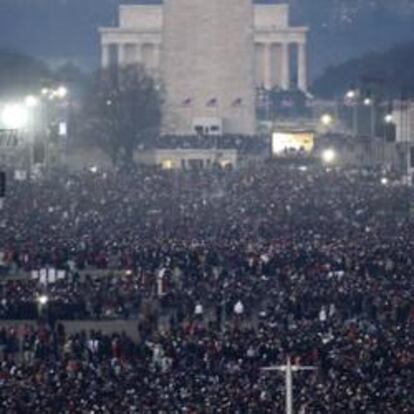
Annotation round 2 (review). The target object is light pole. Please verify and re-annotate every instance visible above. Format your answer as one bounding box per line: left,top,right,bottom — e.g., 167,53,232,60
24,96,41,178
1,103,31,173
37,294,49,319
397,96,412,183
405,102,412,184
37,85,70,171
321,148,337,164
345,89,358,137
262,357,317,414
363,97,376,139
320,113,335,135
383,113,394,165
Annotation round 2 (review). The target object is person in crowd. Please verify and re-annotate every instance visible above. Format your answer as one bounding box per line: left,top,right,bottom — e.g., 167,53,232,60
0,162,412,412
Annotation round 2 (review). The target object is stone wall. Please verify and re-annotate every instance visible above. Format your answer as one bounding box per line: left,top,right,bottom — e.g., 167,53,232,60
119,5,163,30
162,0,256,135
254,4,289,29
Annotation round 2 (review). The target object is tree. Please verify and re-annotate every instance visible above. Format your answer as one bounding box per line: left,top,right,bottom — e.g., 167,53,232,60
52,62,90,94
80,66,162,165
0,50,50,98
313,41,414,99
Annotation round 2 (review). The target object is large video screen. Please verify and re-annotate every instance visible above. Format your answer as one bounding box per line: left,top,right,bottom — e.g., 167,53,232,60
272,131,314,155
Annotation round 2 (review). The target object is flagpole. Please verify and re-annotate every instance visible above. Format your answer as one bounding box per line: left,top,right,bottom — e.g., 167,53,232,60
190,98,194,134
216,101,219,148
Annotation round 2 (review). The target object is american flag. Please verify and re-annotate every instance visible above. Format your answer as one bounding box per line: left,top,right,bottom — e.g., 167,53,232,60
232,98,243,107
182,98,192,107
206,98,218,107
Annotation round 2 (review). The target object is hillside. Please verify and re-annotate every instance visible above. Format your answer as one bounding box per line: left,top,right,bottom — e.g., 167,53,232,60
313,42,414,99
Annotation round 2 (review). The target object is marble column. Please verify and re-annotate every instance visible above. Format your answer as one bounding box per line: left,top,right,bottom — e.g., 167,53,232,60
153,44,161,69
118,43,126,67
123,43,136,66
298,42,307,92
254,43,264,87
101,44,110,68
263,43,272,91
281,42,290,90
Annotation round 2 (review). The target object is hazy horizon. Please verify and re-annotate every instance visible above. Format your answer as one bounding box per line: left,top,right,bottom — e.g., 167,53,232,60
0,0,414,77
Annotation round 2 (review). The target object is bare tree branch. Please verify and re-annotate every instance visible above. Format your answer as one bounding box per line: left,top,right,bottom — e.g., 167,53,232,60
80,65,162,165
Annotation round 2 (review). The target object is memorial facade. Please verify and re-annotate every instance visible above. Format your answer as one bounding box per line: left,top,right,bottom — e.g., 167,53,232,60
99,3,308,135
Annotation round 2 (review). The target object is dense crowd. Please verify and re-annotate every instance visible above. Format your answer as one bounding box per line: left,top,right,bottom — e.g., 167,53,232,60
0,163,413,412
0,274,140,320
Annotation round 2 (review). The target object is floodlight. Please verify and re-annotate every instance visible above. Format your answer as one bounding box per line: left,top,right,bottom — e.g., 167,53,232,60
321,148,336,164
346,90,356,99
320,114,334,126
38,295,49,305
55,86,68,99
25,95,39,108
1,104,29,129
